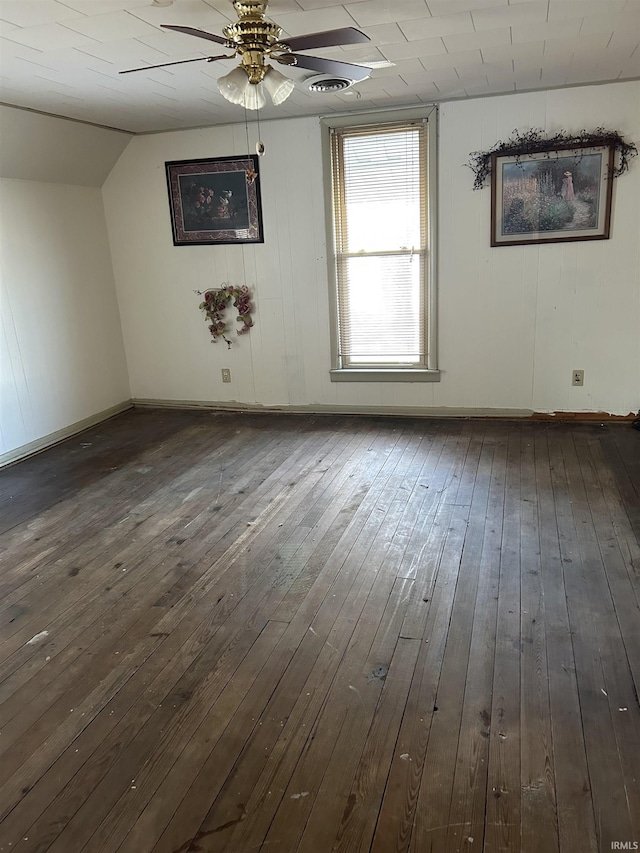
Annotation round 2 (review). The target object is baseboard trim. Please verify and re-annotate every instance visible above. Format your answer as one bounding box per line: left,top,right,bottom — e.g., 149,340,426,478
132,398,639,422
532,411,638,421
2,400,632,469
132,398,535,419
0,401,133,468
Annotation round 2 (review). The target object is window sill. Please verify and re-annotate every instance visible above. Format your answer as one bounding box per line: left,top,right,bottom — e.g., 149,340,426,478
330,369,440,383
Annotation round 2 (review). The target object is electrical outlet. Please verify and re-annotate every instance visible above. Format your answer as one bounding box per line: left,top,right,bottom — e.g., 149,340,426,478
572,369,584,387
221,368,231,383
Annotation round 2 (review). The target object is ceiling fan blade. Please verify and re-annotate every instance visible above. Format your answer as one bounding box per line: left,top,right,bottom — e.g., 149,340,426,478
283,53,371,81
161,24,228,45
120,55,231,74
280,27,370,52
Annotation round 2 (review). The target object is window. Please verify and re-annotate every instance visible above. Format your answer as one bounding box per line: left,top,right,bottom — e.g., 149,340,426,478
324,109,438,382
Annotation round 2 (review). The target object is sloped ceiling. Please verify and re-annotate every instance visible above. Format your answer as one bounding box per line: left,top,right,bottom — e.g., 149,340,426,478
0,105,131,184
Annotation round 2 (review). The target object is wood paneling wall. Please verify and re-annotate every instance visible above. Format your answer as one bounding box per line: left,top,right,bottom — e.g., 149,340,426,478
103,81,640,416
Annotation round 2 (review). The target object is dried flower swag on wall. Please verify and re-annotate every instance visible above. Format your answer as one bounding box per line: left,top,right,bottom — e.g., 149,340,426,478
197,285,254,347
467,127,637,191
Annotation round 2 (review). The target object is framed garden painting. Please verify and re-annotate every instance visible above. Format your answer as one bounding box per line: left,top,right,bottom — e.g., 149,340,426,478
165,155,263,246
491,143,614,247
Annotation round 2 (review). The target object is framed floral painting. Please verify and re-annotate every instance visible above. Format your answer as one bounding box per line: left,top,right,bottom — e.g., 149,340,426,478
490,143,614,246
165,155,263,246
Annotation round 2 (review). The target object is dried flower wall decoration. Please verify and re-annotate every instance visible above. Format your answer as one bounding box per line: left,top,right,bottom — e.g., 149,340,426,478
197,285,254,347
467,127,637,191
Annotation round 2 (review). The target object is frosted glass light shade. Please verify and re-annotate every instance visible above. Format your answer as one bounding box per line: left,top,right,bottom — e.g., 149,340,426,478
263,66,295,105
217,66,266,110
243,83,266,110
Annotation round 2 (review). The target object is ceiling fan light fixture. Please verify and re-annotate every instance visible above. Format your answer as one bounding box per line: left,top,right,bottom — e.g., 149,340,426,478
244,83,266,110
218,65,266,109
217,65,248,104
263,66,295,105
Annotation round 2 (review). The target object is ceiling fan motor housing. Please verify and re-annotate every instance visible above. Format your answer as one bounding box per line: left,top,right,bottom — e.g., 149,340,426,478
223,0,287,84
223,17,281,45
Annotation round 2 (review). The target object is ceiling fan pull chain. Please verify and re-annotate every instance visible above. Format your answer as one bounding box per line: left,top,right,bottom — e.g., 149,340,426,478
256,108,264,156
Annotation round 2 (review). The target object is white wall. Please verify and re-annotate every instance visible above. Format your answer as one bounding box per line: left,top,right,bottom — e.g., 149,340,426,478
0,108,132,461
439,81,640,416
103,118,331,410
103,80,640,416
0,180,131,459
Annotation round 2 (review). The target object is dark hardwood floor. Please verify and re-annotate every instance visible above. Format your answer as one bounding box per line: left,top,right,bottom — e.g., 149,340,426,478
0,409,638,853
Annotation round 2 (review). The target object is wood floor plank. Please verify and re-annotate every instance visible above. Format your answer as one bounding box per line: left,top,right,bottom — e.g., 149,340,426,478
408,434,493,853
587,437,640,604
3,427,387,848
395,424,471,580
0,424,360,824
85,430,399,852
578,434,640,689
194,433,426,853
483,428,522,853
0,413,638,853
0,416,236,584
371,505,470,853
442,424,509,852
86,619,290,853
330,636,421,853
266,576,416,853
518,425,559,853
0,410,194,534
548,429,636,851
0,422,350,724
558,430,640,844
0,420,301,654
150,431,432,853
533,430,598,853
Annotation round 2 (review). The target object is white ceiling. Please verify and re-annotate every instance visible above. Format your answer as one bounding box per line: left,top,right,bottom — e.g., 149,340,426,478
1,0,639,133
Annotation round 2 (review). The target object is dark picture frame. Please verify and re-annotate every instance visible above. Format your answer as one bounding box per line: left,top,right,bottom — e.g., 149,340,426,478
165,155,263,246
490,143,614,247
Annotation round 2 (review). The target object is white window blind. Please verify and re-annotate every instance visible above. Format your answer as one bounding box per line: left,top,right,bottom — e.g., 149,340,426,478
330,121,428,368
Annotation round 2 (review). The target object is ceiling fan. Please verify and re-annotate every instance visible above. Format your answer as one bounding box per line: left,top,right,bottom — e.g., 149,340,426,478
121,0,372,109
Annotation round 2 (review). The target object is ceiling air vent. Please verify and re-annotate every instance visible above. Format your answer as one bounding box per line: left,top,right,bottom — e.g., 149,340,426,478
306,74,355,93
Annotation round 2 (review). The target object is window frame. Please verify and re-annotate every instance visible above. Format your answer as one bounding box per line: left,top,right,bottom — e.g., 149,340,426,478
321,107,439,383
